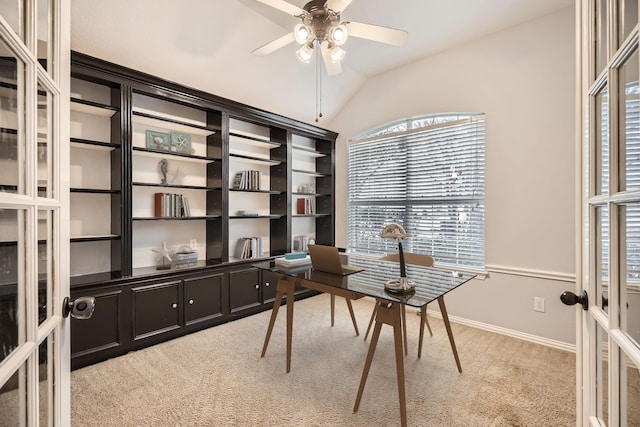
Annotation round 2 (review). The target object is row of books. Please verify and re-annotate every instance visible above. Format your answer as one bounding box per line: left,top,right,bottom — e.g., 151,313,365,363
235,237,263,259
172,251,198,269
232,170,262,191
154,193,191,218
296,197,314,215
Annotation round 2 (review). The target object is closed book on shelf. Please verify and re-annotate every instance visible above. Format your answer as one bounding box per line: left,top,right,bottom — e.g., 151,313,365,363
154,193,164,217
297,198,305,215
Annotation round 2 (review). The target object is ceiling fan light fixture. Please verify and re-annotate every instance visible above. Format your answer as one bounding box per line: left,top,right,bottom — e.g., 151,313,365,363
330,24,348,46
296,43,314,63
328,44,345,62
294,24,312,44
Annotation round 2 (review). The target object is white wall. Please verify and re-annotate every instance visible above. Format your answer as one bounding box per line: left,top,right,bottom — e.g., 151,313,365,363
329,7,577,346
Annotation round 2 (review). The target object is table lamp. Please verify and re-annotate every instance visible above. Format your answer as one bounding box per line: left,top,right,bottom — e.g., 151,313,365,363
380,223,415,293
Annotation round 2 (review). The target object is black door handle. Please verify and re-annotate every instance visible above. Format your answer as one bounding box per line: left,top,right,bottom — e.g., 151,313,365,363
560,290,588,311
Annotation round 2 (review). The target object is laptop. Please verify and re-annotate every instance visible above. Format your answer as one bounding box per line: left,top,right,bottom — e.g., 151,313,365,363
307,244,364,276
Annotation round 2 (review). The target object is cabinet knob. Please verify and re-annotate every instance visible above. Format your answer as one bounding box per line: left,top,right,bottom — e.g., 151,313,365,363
254,284,259,289
189,299,194,305
171,303,177,309
265,282,270,287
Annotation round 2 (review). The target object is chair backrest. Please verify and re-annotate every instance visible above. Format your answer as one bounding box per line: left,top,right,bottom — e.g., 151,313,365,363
380,252,434,267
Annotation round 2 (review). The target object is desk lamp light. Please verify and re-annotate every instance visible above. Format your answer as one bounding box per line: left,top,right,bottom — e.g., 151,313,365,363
380,223,415,293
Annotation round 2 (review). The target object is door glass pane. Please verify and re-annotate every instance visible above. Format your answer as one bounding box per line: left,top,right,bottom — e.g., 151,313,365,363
618,48,640,192
0,43,25,195
38,337,51,426
0,0,24,41
621,353,640,425
597,87,610,195
596,0,609,76
36,0,52,74
619,0,639,46
620,203,640,347
37,81,51,197
37,209,51,325
597,205,610,313
596,322,610,424
0,208,25,363
0,366,26,426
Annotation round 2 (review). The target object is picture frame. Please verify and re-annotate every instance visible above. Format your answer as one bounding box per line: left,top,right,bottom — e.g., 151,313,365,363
146,130,170,150
171,132,191,154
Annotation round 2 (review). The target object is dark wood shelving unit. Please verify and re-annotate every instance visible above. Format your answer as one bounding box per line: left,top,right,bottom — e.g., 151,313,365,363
67,51,336,370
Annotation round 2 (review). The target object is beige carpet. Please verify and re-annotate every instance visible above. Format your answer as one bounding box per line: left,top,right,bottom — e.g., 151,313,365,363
70,294,576,426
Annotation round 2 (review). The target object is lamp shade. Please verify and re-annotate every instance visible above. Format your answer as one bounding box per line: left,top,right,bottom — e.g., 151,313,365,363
380,223,409,241
294,24,312,44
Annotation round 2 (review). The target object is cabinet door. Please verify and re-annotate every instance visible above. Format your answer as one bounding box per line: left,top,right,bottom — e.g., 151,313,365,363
131,280,181,341
71,287,128,368
184,273,225,326
261,270,279,305
229,268,260,314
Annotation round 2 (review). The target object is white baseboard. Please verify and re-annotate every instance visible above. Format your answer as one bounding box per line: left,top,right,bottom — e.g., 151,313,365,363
422,308,576,353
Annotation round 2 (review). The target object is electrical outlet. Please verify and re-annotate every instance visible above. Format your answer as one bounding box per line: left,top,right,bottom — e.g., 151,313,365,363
533,296,545,313
190,239,197,250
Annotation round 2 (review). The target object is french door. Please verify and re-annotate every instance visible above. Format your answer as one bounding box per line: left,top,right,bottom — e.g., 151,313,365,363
0,1,70,426
577,0,640,425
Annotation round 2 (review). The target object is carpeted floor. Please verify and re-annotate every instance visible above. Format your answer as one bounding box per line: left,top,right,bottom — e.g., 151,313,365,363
69,294,576,426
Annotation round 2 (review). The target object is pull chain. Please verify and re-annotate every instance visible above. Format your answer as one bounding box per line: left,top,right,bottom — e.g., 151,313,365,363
315,43,322,122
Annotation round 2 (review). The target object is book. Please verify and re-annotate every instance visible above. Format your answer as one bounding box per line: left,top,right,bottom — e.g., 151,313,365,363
154,193,164,217
285,252,307,260
275,255,311,267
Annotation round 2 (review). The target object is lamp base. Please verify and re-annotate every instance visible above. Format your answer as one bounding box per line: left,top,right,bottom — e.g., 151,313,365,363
385,277,415,294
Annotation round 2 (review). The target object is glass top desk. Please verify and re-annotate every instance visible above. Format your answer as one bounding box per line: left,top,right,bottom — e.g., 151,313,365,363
253,255,476,427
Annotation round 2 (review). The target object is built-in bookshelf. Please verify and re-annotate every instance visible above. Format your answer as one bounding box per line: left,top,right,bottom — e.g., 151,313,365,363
68,52,336,286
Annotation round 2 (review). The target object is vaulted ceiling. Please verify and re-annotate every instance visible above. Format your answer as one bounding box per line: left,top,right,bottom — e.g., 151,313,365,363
71,0,574,127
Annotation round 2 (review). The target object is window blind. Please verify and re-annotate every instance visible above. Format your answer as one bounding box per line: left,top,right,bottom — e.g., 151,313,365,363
348,115,485,268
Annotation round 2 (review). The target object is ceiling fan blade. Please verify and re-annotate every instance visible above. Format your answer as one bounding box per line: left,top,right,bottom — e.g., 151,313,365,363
251,32,296,55
326,0,353,13
320,42,342,76
345,21,408,46
255,0,306,16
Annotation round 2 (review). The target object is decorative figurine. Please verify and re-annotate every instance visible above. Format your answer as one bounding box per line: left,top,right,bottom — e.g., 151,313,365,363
159,159,168,185
152,241,172,270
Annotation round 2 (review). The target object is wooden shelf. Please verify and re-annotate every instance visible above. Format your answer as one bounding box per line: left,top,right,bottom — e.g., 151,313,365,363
133,146,218,164
132,215,222,221
292,145,326,157
229,215,284,219
70,234,120,242
71,97,119,117
229,153,281,166
132,182,221,191
71,188,120,194
229,188,281,194
229,132,281,149
70,137,119,151
292,169,326,177
132,110,217,136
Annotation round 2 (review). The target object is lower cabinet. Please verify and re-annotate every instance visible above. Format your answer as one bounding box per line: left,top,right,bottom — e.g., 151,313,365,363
184,273,226,326
70,263,318,370
131,280,182,341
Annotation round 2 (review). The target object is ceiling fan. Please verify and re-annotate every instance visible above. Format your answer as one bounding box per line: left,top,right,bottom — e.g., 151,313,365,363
252,0,408,75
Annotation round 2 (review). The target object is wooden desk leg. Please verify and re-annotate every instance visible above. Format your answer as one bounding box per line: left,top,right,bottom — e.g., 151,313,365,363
392,303,407,427
354,301,407,427
285,277,295,373
364,305,375,341
261,276,296,374
354,302,383,413
345,298,359,336
330,294,335,327
418,305,426,359
437,296,462,373
401,305,408,356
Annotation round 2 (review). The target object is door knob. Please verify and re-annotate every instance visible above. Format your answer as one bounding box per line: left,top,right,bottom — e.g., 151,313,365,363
62,296,96,319
560,290,588,311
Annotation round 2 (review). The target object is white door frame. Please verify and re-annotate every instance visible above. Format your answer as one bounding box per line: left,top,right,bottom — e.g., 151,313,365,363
0,0,70,425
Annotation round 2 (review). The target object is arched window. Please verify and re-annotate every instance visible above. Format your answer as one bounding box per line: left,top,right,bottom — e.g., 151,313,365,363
347,113,485,269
